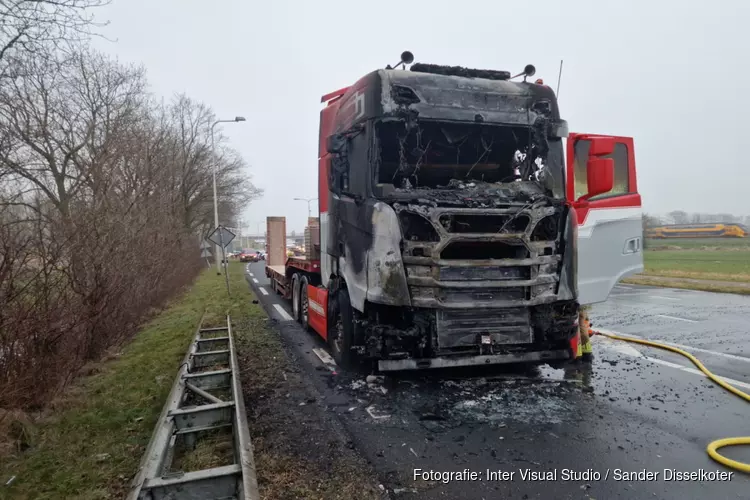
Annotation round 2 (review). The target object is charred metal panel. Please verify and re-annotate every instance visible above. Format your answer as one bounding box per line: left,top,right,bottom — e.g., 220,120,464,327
436,308,532,350
380,69,561,126
333,197,373,312
366,202,411,307
439,287,526,304
438,265,530,281
556,207,577,301
331,71,383,134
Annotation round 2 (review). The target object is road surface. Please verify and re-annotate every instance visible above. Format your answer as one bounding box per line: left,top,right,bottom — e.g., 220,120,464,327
245,262,750,499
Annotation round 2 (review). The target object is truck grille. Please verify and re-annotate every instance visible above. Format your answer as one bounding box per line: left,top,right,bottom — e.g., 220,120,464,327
438,265,530,281
398,205,562,309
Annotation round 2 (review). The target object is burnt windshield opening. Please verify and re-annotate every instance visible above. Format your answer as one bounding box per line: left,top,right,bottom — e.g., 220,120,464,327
375,120,551,190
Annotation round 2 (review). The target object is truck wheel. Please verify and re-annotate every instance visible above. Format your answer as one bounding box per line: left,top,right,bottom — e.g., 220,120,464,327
329,287,356,370
299,276,310,332
291,273,301,322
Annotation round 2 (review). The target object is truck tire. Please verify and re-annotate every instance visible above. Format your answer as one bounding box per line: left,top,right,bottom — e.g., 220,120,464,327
291,273,301,322
329,287,356,370
299,275,311,332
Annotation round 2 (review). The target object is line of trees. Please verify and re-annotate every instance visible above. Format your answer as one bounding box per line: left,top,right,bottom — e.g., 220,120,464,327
643,212,750,229
0,1,261,409
664,211,750,226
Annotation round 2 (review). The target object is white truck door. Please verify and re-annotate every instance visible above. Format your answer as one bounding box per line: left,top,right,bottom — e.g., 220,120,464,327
566,133,644,305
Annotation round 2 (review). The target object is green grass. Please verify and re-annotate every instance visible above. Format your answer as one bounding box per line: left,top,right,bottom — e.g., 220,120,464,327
1,262,257,499
643,250,750,277
646,237,750,250
628,238,750,292
622,276,750,295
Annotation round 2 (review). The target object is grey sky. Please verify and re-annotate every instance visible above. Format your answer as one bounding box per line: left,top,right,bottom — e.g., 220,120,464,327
92,0,749,233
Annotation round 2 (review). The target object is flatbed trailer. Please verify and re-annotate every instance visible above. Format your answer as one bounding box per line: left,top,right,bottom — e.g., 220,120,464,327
265,216,330,339
266,258,320,298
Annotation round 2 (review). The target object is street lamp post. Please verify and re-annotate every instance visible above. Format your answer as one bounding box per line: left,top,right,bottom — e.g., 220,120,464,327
293,197,318,218
211,116,246,275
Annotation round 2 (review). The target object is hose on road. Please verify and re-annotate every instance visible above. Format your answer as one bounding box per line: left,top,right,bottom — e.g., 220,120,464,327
596,330,750,474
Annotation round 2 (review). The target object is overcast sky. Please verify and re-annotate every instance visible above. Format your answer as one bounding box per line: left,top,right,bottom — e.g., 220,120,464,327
92,0,749,233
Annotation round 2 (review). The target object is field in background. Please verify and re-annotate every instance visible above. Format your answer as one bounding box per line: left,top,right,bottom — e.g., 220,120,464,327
644,250,750,276
624,237,750,293
646,237,750,250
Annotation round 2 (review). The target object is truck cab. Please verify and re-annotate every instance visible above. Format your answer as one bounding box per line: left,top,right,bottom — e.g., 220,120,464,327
299,58,642,371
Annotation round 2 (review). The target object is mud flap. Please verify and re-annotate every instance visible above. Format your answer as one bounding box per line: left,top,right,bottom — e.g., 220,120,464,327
307,285,328,340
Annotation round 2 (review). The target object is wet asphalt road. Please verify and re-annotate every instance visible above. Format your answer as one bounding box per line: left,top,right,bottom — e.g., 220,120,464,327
244,262,750,499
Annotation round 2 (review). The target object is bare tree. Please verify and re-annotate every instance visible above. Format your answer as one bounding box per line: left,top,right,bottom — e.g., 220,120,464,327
0,43,263,409
0,0,109,73
668,210,689,225
0,48,145,218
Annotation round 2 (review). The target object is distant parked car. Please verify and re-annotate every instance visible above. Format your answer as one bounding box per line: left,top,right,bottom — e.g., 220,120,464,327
248,250,265,262
239,252,253,262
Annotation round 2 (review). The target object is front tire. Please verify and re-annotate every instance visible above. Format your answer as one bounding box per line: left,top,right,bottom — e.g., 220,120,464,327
329,287,356,370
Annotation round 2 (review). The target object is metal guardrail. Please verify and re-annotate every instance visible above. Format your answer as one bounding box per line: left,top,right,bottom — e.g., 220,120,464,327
127,314,260,500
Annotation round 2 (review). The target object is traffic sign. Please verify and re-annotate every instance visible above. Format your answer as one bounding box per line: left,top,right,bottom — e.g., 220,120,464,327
207,226,235,248
200,249,212,258
200,240,211,250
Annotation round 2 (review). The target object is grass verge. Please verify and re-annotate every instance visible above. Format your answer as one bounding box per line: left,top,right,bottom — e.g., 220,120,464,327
1,262,253,499
2,262,380,499
622,275,750,295
638,269,750,284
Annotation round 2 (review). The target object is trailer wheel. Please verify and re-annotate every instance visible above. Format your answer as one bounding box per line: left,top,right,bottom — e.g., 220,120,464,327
291,273,301,322
299,276,310,332
329,287,356,370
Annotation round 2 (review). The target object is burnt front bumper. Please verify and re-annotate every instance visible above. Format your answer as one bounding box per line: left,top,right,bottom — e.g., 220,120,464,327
378,348,571,371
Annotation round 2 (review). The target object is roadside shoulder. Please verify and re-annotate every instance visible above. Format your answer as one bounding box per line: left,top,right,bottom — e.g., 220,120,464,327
235,309,385,500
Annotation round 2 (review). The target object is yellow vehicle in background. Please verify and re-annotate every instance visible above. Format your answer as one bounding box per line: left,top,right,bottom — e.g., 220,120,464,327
646,223,748,238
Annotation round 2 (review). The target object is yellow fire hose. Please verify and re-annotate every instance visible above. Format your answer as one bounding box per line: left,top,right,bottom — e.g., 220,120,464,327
596,330,750,474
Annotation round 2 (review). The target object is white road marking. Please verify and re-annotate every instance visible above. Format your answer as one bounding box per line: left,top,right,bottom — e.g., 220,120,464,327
656,314,698,323
273,304,293,321
252,278,259,284
648,358,686,370
651,295,680,301
259,287,269,296
312,347,338,371
679,367,750,389
600,338,644,358
596,329,750,390
248,273,254,277
598,329,750,364
607,302,641,308
615,284,635,289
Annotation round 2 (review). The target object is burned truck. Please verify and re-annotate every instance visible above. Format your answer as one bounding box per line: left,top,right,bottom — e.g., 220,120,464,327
268,53,642,371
